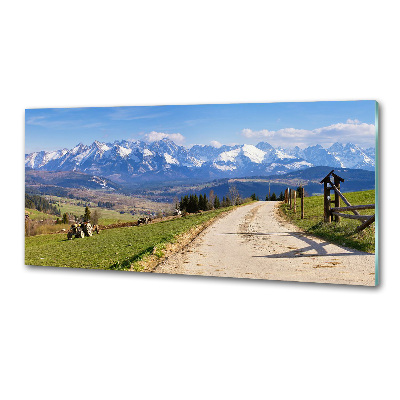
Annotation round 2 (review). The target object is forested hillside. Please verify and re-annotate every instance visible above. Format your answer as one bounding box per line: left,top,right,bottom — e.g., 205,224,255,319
25,194,61,216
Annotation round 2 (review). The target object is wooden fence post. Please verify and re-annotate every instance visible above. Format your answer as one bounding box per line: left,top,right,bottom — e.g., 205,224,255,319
333,176,340,222
324,181,330,222
289,189,292,209
301,187,304,219
293,190,296,212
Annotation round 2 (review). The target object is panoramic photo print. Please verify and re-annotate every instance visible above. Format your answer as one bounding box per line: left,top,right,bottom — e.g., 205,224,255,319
25,101,378,285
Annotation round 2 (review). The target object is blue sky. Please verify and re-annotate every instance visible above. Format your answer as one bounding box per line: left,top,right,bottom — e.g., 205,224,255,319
25,101,376,153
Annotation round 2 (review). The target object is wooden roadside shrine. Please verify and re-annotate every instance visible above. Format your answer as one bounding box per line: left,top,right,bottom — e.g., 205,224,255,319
320,170,375,232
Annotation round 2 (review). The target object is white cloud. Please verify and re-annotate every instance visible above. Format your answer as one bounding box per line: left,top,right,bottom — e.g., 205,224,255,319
278,128,315,138
314,122,375,138
210,140,222,148
346,118,360,124
26,116,46,125
242,128,274,138
25,116,77,129
144,131,186,145
242,127,314,140
109,108,169,120
241,121,375,148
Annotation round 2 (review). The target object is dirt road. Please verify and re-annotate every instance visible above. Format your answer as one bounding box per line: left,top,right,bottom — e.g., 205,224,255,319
155,201,375,285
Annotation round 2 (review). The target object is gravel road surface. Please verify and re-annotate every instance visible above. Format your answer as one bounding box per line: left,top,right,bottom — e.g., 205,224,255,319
155,201,375,285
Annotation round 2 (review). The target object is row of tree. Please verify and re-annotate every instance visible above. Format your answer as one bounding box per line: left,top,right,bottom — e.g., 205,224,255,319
265,187,307,201
179,193,219,213
250,191,284,201
177,185,308,216
265,192,285,201
178,186,299,213
178,186,245,213
97,201,114,209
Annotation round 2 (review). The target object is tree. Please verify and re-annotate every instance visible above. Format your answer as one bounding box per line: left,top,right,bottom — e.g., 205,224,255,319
222,196,231,207
214,195,221,209
250,193,257,201
229,185,241,205
199,194,208,211
270,192,277,201
84,206,91,222
187,194,199,213
278,191,284,201
203,193,208,210
297,186,303,198
208,190,216,209
265,194,269,201
91,209,100,225
193,194,199,212
62,213,68,224
297,186,308,198
179,195,189,212
199,194,204,210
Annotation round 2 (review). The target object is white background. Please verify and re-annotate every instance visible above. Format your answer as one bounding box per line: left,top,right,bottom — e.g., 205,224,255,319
1,1,398,399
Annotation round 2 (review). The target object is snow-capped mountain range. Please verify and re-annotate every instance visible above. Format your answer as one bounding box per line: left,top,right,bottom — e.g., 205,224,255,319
25,138,375,183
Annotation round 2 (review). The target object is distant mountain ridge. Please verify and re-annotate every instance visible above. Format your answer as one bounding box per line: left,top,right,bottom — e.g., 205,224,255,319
25,170,120,191
139,167,375,202
25,138,375,183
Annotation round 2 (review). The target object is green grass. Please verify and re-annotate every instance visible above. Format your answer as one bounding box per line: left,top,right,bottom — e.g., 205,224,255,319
57,203,135,225
280,190,375,253
45,196,138,225
25,208,56,221
25,206,235,271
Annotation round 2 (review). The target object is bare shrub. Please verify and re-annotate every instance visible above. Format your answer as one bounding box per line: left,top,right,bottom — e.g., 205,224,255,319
229,185,241,205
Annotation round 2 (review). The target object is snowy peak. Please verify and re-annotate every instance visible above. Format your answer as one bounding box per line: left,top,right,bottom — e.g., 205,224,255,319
92,140,110,152
217,148,241,163
275,147,296,160
329,142,374,169
111,144,132,158
303,145,341,167
256,141,274,151
149,138,180,155
241,144,266,163
71,143,87,154
328,142,344,153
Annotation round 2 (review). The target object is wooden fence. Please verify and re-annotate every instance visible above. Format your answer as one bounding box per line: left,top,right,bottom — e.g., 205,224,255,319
320,170,375,233
284,187,305,219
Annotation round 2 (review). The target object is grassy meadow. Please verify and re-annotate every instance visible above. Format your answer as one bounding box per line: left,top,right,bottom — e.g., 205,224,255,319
25,202,136,236
49,196,138,225
280,189,375,253
25,206,234,271
25,208,55,221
